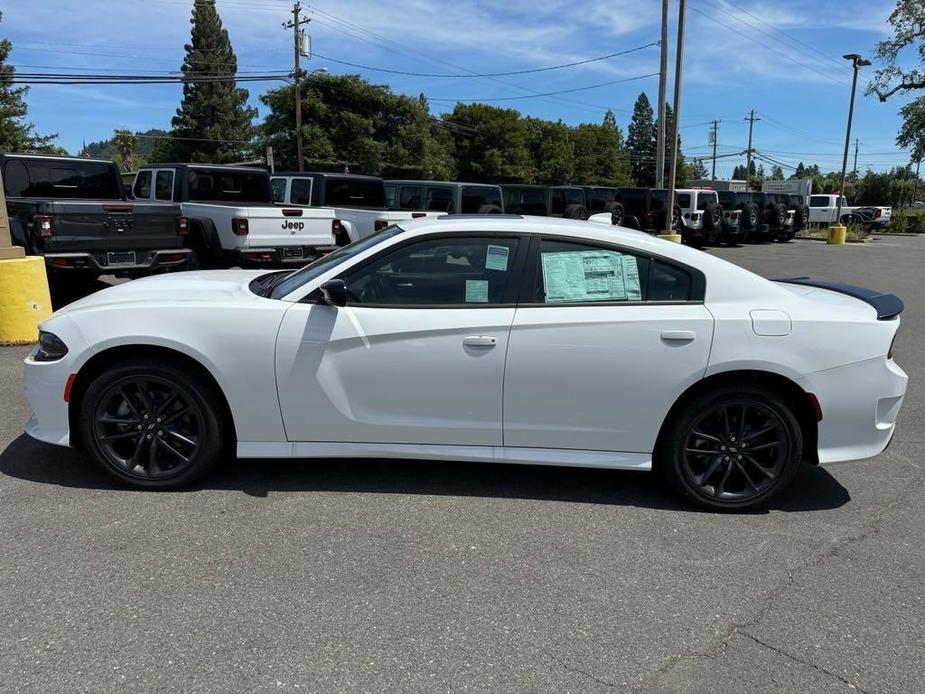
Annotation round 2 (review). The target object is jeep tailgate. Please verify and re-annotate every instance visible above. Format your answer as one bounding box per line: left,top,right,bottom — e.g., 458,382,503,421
239,206,338,247
46,200,181,252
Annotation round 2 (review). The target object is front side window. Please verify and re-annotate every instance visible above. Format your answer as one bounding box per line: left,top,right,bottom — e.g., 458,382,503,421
133,170,153,199
534,240,693,304
346,237,520,306
550,190,566,214
424,187,453,212
290,178,312,205
155,170,173,200
563,188,584,206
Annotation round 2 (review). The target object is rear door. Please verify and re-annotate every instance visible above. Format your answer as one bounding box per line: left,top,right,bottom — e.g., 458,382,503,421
503,237,713,454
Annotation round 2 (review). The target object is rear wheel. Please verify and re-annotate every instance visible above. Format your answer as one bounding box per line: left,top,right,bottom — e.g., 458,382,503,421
658,385,803,511
79,358,227,489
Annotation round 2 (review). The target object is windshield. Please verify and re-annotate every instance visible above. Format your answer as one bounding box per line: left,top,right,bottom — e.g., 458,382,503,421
269,224,406,299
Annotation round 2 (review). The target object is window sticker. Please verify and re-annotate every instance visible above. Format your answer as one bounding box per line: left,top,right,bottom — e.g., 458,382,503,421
485,244,510,271
542,251,641,303
465,279,489,303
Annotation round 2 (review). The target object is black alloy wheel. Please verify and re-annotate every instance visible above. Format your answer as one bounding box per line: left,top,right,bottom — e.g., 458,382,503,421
659,386,803,511
681,401,790,503
92,376,203,480
80,358,226,489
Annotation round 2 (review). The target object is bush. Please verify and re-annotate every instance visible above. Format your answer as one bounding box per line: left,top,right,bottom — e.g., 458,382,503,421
887,209,925,233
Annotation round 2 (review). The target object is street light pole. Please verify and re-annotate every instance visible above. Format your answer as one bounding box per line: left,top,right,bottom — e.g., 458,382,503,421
661,0,686,241
835,54,870,227
655,0,669,189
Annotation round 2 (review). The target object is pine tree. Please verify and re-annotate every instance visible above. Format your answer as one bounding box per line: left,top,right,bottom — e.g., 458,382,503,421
794,161,806,178
0,12,57,152
160,0,256,163
626,92,656,186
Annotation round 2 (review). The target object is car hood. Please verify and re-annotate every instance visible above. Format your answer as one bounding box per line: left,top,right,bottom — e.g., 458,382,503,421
55,270,270,315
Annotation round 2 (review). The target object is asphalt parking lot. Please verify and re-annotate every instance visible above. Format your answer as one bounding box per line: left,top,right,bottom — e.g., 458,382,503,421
1,237,923,693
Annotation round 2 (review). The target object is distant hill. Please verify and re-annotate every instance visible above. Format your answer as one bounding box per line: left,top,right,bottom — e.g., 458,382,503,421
78,128,168,161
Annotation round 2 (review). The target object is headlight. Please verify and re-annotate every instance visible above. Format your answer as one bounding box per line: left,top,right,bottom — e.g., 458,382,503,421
33,331,69,362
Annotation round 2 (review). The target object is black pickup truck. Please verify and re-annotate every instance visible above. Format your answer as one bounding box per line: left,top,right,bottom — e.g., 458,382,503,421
2,154,191,278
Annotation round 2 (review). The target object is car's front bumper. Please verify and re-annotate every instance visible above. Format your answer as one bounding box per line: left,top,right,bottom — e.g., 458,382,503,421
797,356,908,464
23,351,76,447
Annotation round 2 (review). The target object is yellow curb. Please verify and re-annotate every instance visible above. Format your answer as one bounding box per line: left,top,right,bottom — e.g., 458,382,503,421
658,233,683,243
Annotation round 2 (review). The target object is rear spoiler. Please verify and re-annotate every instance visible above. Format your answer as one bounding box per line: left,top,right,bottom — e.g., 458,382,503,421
774,277,904,320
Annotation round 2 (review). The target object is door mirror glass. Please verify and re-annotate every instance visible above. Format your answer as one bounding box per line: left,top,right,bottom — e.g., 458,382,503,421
320,279,348,307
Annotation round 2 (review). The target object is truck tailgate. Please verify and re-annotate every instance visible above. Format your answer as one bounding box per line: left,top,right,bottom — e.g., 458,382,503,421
47,200,181,252
241,206,337,247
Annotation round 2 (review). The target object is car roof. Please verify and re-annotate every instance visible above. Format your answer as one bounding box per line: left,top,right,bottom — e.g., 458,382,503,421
273,171,382,181
142,163,267,173
385,180,499,188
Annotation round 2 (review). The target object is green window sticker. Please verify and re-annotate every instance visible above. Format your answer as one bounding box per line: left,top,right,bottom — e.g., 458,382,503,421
485,244,510,271
465,279,489,303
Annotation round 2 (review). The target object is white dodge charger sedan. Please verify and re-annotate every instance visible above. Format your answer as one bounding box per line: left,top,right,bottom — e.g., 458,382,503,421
23,216,907,510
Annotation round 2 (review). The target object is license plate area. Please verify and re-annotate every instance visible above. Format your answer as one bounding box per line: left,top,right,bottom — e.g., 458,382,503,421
282,247,303,259
107,251,136,266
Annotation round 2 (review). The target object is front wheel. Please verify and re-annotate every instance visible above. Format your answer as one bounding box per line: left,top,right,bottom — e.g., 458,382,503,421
79,358,227,489
658,385,803,511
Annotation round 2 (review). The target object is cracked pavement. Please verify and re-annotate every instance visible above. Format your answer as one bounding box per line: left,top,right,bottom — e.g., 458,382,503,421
1,237,923,693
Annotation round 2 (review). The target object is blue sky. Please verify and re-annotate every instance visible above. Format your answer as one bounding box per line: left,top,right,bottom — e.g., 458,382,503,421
3,0,914,178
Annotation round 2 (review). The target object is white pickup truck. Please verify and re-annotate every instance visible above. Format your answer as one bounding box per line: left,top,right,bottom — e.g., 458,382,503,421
133,164,350,267
807,194,892,229
270,172,440,242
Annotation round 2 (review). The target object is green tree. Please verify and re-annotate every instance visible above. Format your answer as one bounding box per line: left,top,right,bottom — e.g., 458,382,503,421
896,97,925,161
770,165,785,180
626,92,656,186
526,117,574,183
442,103,532,182
259,73,454,177
112,129,138,172
870,1,925,101
0,11,58,153
570,110,631,186
792,161,806,179
158,0,256,163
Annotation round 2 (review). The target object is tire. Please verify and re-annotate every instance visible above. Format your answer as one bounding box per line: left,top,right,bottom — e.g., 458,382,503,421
671,205,682,230
476,204,503,214
657,384,803,511
79,357,228,489
609,202,625,226
792,204,809,230
702,202,722,231
740,203,760,232
564,204,589,220
773,203,788,228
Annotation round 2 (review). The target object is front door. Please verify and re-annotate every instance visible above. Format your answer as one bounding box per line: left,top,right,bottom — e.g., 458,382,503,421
503,238,714,453
275,234,525,445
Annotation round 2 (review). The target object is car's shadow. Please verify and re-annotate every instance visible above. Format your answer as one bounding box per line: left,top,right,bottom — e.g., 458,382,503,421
0,434,850,514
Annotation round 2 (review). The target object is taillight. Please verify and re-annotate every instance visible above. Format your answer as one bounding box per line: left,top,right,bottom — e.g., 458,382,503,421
875,208,882,219
231,218,249,236
176,216,189,236
34,214,54,237
374,220,389,231
411,212,426,218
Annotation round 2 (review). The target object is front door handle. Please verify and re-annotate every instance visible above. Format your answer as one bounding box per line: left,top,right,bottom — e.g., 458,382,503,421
661,330,696,342
463,335,497,347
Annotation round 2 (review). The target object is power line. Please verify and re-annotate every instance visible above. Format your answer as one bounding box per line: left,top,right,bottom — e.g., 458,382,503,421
310,42,659,78
426,72,658,102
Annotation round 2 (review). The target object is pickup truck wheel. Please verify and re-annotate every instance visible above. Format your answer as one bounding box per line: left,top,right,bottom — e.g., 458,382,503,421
79,358,227,489
564,204,589,220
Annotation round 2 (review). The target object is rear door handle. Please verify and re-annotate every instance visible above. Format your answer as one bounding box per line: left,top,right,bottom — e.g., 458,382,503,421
463,335,497,347
661,330,696,342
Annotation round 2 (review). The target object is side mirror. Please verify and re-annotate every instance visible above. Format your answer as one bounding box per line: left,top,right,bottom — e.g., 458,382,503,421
320,278,348,307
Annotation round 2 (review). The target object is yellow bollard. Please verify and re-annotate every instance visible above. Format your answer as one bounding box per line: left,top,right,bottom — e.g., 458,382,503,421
827,225,847,245
0,256,53,345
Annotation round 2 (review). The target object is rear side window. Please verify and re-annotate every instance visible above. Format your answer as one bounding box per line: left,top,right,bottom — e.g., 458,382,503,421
188,169,271,204
155,170,173,200
533,240,694,304
325,178,386,208
676,193,692,209
290,178,312,205
133,170,153,199
399,186,422,209
461,186,502,213
810,196,828,207
425,187,453,212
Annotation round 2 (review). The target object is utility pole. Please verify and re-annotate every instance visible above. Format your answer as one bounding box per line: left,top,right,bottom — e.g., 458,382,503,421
710,120,719,181
912,158,921,208
852,138,859,179
655,0,669,188
662,0,686,241
284,2,311,172
744,110,760,190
